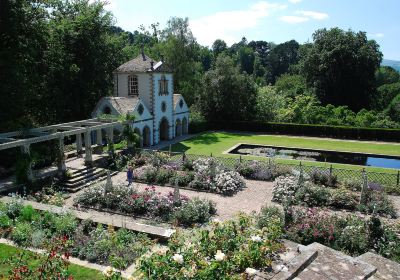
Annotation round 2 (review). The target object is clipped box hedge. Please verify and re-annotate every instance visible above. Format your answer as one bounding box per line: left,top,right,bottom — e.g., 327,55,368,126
189,121,400,142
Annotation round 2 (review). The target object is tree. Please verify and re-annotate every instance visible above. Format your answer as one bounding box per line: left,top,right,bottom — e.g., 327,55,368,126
157,17,202,105
255,86,285,121
375,66,400,87
275,74,308,98
198,54,257,121
302,28,382,111
0,0,49,132
372,82,400,110
40,0,128,124
248,40,273,67
212,39,227,57
386,94,400,122
237,46,255,74
266,40,299,84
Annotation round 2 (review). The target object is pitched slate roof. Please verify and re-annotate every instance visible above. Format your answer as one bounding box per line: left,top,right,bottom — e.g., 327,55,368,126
173,94,182,107
115,52,173,73
115,54,155,73
94,97,139,116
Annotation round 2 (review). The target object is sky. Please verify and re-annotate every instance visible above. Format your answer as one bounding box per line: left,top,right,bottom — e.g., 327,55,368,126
104,0,400,60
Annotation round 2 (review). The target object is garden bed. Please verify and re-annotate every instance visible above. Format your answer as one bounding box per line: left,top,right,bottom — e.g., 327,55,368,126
271,169,398,219
73,183,217,227
127,152,247,196
256,205,400,263
0,199,154,270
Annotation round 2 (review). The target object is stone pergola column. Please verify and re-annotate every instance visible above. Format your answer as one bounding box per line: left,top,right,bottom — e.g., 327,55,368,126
76,133,83,156
21,144,34,182
84,128,93,166
96,129,102,146
107,127,114,144
57,134,66,176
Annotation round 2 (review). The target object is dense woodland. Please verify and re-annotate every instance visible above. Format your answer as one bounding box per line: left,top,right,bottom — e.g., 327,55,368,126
1,0,400,133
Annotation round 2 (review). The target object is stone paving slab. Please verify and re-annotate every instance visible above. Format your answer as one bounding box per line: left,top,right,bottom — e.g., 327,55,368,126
356,252,400,279
0,196,175,239
297,243,377,280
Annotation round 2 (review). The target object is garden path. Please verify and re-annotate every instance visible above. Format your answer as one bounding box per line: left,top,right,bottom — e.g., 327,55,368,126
65,171,400,222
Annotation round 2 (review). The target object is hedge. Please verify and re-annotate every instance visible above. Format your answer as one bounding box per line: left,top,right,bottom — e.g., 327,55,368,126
189,121,400,142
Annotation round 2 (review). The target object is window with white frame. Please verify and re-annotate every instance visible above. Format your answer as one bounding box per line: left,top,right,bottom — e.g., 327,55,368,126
128,75,138,96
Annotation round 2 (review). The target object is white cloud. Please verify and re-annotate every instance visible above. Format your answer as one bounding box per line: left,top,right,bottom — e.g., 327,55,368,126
296,10,329,20
280,15,309,23
289,0,303,3
190,1,287,46
368,33,384,38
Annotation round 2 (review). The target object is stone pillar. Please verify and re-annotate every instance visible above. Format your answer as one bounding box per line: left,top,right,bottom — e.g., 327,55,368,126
76,133,82,157
57,134,66,176
96,129,102,145
84,129,93,166
21,144,34,182
108,127,114,144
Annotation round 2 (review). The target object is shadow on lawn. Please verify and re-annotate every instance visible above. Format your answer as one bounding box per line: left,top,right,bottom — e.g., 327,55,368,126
184,132,222,145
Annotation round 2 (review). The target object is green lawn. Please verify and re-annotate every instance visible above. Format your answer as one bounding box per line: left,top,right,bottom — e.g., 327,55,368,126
0,243,103,280
167,132,400,173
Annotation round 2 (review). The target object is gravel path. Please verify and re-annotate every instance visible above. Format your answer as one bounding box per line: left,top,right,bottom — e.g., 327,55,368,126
66,171,400,221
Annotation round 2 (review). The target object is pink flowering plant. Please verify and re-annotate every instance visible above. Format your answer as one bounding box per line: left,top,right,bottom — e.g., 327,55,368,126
74,184,214,224
285,207,337,246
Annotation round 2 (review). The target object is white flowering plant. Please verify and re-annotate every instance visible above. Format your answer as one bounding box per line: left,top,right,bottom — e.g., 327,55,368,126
214,171,245,195
272,175,302,204
136,214,284,279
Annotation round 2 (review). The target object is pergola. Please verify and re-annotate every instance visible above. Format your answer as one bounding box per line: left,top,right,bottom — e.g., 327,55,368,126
0,118,122,181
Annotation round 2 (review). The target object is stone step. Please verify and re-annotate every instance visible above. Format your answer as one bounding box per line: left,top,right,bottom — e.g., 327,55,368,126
66,168,105,183
356,252,400,279
253,239,314,280
63,170,118,193
63,171,106,188
295,243,377,280
67,166,97,178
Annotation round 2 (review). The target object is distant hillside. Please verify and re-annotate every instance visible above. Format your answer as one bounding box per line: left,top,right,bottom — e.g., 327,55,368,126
382,59,400,72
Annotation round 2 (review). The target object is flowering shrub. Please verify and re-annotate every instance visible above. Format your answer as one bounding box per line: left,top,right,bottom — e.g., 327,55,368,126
294,184,331,207
5,236,73,280
136,214,284,279
235,160,261,178
272,175,302,204
193,157,223,177
72,225,153,269
309,168,337,187
357,187,397,218
26,187,65,206
285,208,337,246
282,207,400,261
174,198,217,226
272,174,396,218
329,187,359,210
74,184,215,224
169,171,194,187
214,171,245,195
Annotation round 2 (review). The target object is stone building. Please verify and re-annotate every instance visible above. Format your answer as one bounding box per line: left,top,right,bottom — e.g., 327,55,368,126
92,51,189,146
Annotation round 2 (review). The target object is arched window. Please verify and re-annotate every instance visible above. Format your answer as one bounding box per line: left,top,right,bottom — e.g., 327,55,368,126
158,75,168,95
128,75,138,96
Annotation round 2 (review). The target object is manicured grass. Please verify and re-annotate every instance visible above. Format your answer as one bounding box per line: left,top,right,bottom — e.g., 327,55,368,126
167,132,400,173
0,243,103,280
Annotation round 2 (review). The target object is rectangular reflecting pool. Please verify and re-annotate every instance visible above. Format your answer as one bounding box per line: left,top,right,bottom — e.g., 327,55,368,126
228,144,400,169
